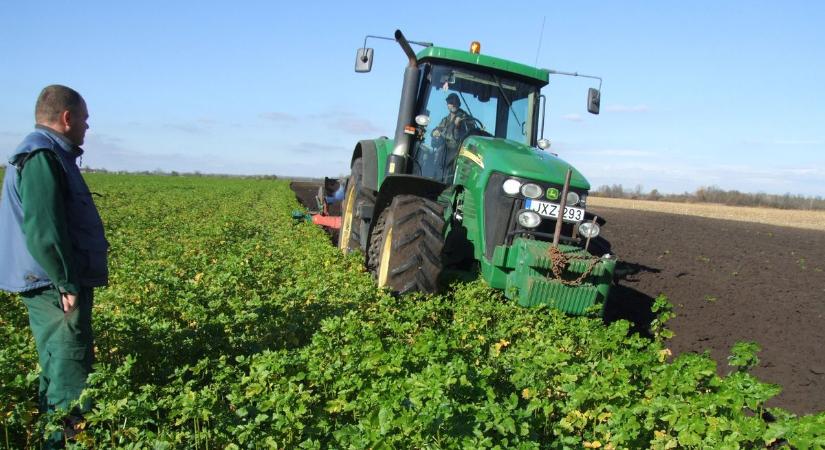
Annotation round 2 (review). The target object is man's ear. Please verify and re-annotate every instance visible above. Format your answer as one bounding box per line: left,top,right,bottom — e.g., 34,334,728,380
58,109,72,130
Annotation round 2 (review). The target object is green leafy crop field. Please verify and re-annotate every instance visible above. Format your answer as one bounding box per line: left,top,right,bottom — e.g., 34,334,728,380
1,174,823,448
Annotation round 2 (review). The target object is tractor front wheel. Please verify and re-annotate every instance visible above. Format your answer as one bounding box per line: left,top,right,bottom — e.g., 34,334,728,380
368,195,447,295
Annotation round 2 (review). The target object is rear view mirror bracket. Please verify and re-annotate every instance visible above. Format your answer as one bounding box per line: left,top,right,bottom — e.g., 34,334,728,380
547,69,603,115
355,34,433,74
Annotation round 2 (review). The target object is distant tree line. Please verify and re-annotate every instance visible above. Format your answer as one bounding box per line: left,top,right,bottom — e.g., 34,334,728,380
592,184,825,211
79,167,279,180
17,163,823,211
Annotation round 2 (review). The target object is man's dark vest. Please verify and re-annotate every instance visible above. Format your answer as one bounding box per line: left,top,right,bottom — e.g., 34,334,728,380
0,128,109,292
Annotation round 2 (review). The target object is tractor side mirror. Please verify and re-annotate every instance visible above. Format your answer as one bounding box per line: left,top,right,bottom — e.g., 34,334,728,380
587,88,601,115
355,48,374,73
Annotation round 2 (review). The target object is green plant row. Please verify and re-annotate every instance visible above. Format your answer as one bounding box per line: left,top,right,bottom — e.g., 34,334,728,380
1,174,822,449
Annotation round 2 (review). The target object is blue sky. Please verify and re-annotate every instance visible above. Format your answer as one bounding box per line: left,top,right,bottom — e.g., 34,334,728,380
1,1,823,196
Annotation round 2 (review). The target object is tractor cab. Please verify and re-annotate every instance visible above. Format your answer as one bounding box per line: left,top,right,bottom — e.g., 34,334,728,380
411,63,543,183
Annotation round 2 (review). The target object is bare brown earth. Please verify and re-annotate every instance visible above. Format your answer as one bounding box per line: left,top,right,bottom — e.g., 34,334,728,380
291,181,825,415
594,203,825,416
589,197,825,232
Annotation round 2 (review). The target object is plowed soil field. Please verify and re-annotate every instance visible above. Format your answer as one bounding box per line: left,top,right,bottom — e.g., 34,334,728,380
291,182,825,415
593,202,825,416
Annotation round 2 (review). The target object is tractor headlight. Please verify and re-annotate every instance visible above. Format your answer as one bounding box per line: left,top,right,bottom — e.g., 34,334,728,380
502,178,522,195
566,191,580,206
578,221,601,238
579,194,587,208
517,210,542,228
520,183,542,199
537,138,551,150
415,114,430,127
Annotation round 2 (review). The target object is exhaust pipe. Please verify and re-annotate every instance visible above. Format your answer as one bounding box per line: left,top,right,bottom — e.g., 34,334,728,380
387,29,419,175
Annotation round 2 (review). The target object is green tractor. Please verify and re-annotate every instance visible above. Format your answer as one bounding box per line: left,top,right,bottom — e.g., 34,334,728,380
339,30,616,315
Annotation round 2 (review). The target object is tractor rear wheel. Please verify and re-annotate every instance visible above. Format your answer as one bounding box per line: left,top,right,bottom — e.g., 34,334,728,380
368,195,447,294
338,158,375,255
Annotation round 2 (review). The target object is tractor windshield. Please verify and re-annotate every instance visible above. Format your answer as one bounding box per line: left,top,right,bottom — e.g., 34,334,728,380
412,63,541,182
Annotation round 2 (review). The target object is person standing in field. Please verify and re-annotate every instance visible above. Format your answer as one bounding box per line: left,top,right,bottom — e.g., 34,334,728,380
0,85,109,446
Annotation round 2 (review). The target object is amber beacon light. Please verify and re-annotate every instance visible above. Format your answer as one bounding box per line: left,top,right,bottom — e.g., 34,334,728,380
470,41,481,54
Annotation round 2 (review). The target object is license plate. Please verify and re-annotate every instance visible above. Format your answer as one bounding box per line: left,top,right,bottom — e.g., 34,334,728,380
525,199,585,222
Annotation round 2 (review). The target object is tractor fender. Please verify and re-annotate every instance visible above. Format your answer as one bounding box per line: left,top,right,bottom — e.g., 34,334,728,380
352,140,380,192
367,175,448,247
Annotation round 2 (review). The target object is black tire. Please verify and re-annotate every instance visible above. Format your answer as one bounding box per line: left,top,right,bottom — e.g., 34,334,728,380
368,195,447,294
338,158,375,255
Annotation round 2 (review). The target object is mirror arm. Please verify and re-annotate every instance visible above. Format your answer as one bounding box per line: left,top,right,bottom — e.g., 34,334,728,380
362,34,433,51
547,70,602,90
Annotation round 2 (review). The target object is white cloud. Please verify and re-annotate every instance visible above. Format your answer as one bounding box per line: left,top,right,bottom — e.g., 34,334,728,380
260,112,299,122
82,133,233,173
574,148,656,157
741,138,823,146
577,158,825,196
774,139,823,146
160,117,224,134
310,111,385,134
605,104,650,113
328,116,383,134
261,110,385,135
162,123,203,134
290,142,347,155
78,131,353,178
561,113,583,122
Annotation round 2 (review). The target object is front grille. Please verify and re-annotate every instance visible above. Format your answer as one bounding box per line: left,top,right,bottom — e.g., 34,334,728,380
483,173,584,256
529,215,578,242
483,173,519,259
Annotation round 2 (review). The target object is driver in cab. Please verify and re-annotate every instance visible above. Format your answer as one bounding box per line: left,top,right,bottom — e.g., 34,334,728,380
430,92,477,182
431,93,471,154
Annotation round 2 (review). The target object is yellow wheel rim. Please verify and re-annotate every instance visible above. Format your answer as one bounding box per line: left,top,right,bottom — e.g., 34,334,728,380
338,181,356,252
377,226,393,287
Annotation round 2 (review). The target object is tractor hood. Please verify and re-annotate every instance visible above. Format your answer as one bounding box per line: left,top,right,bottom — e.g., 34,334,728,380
461,136,591,191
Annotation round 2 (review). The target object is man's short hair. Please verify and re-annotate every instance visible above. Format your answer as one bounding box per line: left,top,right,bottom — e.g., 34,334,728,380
35,85,83,124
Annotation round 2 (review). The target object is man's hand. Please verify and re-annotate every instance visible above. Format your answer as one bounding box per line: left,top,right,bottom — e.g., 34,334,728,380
454,117,463,126
61,292,78,313
432,129,441,137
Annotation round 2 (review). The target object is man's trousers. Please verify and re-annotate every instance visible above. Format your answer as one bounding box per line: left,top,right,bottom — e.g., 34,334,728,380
21,286,94,413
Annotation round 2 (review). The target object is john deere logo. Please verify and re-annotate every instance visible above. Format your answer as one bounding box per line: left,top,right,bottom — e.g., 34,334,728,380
546,188,559,200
